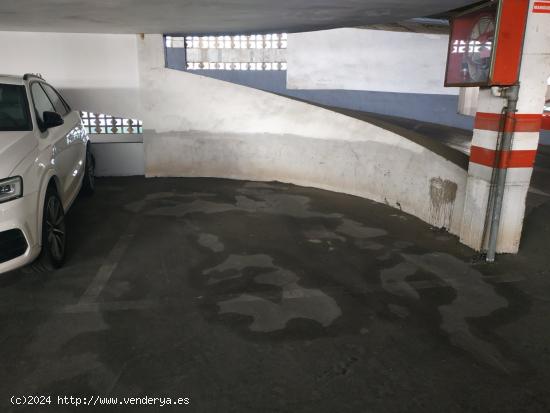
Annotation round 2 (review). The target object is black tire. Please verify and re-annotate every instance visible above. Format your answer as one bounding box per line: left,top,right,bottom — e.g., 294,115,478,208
32,187,67,272
81,146,95,196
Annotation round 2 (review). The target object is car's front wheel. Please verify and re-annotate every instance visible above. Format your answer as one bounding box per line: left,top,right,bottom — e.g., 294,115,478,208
33,187,67,271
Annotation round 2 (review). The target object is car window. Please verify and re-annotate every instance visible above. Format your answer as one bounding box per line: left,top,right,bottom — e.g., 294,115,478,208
30,82,55,127
0,83,32,132
41,83,70,116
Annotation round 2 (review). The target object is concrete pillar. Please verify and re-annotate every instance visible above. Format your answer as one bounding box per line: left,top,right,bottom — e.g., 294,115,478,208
460,0,550,253
458,87,479,117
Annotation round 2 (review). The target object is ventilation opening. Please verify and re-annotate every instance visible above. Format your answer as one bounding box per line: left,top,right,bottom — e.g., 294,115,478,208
80,112,143,135
165,34,288,71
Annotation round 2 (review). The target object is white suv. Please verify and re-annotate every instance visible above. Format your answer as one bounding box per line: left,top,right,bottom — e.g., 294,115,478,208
0,74,94,274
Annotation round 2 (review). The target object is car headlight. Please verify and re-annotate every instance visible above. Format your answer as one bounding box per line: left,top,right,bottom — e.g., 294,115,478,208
0,176,23,204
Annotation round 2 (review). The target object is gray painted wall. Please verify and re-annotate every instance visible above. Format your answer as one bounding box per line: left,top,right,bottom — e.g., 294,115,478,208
89,134,145,176
173,68,474,130
91,143,144,176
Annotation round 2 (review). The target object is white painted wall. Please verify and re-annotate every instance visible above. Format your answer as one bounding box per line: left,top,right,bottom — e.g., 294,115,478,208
0,31,471,238
0,31,140,118
0,31,143,176
140,34,468,235
287,28,457,95
186,48,286,64
458,87,479,117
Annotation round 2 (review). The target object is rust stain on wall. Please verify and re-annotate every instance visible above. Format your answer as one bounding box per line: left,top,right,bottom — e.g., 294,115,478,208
429,177,457,230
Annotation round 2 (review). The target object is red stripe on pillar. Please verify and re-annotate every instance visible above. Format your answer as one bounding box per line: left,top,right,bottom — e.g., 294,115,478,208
533,1,550,13
470,146,537,168
474,112,542,132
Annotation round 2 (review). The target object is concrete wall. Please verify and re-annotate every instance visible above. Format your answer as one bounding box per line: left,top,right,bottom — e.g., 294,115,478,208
457,79,549,120
0,31,144,176
0,31,140,118
90,135,144,177
287,28,455,95
0,30,473,238
169,28,474,130
140,34,468,235
183,69,474,130
186,48,286,64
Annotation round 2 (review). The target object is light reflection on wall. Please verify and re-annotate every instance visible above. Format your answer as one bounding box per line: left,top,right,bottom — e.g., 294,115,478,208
451,40,492,54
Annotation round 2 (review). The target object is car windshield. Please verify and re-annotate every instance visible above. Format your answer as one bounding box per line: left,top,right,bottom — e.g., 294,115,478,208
0,83,32,132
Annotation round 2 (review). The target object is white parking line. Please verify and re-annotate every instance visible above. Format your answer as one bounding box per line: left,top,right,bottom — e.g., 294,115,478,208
78,219,139,305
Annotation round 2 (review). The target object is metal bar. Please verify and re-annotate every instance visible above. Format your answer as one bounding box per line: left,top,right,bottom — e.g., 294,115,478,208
486,84,520,262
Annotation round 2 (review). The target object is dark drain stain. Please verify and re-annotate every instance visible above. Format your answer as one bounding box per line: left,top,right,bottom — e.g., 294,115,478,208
429,177,457,230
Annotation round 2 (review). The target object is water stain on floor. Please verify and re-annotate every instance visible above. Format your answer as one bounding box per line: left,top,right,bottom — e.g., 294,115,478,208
124,187,387,246
123,183,513,371
336,219,387,239
201,249,342,333
197,233,225,253
203,254,274,285
218,266,342,333
382,252,511,373
380,262,419,300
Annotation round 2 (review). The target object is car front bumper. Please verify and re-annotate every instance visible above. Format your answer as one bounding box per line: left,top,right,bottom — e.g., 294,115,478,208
0,192,41,274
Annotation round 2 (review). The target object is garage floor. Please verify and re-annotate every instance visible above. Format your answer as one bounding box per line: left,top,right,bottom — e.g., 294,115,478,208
1,177,550,412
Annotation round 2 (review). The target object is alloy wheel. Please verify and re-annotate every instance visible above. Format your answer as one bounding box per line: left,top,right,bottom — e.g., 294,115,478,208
87,152,95,190
45,196,65,261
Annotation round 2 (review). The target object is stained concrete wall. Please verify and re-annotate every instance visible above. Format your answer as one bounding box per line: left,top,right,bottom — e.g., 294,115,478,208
0,30,472,236
140,34,468,235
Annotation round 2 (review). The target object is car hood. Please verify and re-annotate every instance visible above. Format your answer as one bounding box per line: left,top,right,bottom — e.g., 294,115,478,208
0,131,37,178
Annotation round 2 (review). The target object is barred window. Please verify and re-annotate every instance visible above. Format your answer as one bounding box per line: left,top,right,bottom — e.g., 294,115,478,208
166,34,287,49
185,62,287,71
165,33,287,71
80,112,143,134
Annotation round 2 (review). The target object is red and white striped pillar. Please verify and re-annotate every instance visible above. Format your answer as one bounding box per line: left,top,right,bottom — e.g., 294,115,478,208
460,0,550,253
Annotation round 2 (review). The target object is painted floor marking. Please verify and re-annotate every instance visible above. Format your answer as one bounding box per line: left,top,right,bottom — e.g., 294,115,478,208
77,219,139,305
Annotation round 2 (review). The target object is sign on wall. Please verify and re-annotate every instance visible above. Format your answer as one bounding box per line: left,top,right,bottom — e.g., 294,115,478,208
445,0,530,87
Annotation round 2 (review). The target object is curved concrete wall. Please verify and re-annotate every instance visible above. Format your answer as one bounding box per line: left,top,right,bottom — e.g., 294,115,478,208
178,69,474,130
0,31,469,234
166,27,474,129
140,35,468,235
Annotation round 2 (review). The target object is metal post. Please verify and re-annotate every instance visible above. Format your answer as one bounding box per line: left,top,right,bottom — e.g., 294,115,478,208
486,84,520,262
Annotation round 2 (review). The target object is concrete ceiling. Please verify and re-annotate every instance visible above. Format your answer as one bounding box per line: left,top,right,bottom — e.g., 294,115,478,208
0,0,479,34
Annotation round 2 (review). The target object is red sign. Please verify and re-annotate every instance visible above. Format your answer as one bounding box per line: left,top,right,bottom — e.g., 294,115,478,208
533,1,550,13
445,3,498,87
445,0,530,88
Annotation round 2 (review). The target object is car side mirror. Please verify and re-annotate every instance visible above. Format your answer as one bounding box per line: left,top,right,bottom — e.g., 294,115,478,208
43,111,64,129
